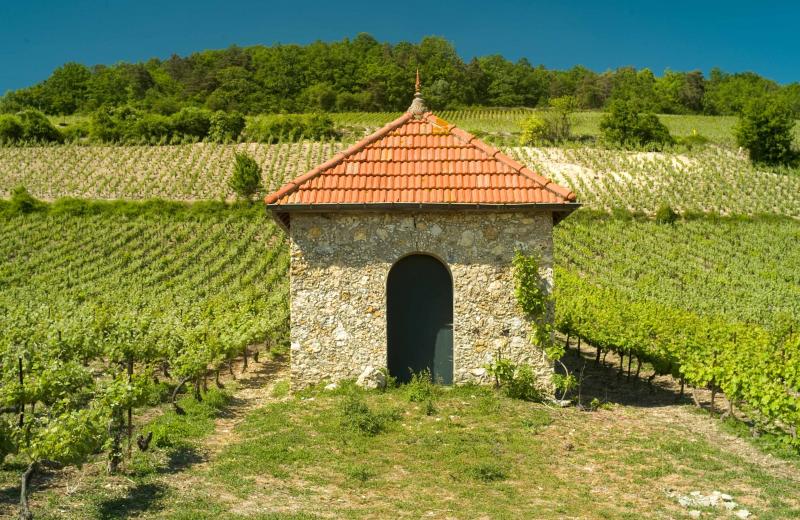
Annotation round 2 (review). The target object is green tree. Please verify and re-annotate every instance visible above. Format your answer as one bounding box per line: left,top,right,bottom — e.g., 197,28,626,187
18,110,63,142
229,152,262,200
735,97,797,165
599,101,674,149
0,114,24,142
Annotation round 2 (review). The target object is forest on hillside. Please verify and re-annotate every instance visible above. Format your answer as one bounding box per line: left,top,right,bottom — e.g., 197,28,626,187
2,33,799,116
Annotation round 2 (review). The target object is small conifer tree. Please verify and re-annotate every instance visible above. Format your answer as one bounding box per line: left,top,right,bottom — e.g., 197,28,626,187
229,152,262,201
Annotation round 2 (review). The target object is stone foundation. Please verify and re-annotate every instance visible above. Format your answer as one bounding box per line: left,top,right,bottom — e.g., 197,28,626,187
288,211,554,389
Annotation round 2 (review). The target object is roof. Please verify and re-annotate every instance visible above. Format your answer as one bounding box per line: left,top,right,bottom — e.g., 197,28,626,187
264,78,578,213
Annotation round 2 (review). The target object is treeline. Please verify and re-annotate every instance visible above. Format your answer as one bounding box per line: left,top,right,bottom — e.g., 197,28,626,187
0,107,337,144
2,34,799,116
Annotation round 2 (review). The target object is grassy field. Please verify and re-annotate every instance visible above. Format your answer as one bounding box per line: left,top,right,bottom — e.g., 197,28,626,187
2,352,797,519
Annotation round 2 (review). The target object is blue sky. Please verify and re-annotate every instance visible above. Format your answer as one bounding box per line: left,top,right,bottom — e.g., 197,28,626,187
0,0,797,93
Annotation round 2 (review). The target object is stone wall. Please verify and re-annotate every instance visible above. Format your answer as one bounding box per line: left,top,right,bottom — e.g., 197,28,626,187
287,211,555,389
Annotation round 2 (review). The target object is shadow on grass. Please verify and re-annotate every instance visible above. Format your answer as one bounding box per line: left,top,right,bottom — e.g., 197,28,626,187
96,482,167,519
0,483,18,510
162,445,205,474
559,337,688,408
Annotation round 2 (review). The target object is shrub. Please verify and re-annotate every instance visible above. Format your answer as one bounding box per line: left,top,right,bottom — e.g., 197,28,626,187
18,109,63,142
61,120,91,142
170,107,212,139
340,393,399,436
518,96,575,145
405,369,439,403
229,152,262,200
735,97,797,165
244,113,337,143
133,113,174,143
10,186,45,213
486,359,547,401
209,111,245,142
654,204,679,224
676,130,709,149
519,116,549,145
600,101,674,149
89,105,144,142
0,114,24,142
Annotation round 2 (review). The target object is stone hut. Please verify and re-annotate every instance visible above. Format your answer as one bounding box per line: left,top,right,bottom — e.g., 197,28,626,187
265,76,579,389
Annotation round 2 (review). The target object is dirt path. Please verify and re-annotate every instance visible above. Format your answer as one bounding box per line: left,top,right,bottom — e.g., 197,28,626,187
200,358,289,459
562,338,800,483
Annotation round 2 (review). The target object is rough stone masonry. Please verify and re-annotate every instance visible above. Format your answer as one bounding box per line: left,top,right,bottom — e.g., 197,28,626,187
288,210,554,388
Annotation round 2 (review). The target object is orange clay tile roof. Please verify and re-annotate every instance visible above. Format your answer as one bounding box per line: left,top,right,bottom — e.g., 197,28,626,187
264,111,577,207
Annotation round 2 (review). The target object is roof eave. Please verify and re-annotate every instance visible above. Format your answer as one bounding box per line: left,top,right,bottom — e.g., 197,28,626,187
268,202,581,224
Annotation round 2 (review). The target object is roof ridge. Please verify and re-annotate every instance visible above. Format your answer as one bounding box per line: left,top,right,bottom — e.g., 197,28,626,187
425,113,576,202
264,112,414,204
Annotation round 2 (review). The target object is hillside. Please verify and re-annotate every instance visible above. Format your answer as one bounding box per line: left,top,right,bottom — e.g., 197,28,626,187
1,110,799,519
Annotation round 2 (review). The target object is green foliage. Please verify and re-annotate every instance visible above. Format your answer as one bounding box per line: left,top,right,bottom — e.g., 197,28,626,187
518,116,550,145
405,369,440,403
486,359,547,401
17,109,63,142
244,113,337,143
675,130,709,149
555,211,800,448
170,107,212,138
518,96,576,145
9,185,44,214
466,461,508,482
512,251,561,359
149,389,232,448
2,36,799,117
229,152,263,200
654,204,679,224
60,119,90,142
209,110,245,142
0,114,24,142
735,97,797,165
600,101,674,148
339,393,400,436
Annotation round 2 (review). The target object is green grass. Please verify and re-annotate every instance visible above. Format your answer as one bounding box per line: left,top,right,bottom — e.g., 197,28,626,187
2,374,798,519
167,385,797,519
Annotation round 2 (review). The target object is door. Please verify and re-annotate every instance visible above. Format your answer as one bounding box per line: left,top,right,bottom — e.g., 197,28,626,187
386,254,453,384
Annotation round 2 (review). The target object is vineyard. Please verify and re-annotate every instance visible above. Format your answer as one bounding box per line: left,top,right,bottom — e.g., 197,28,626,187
0,203,288,515
0,140,347,200
4,142,800,218
553,213,800,445
0,108,799,517
511,146,800,217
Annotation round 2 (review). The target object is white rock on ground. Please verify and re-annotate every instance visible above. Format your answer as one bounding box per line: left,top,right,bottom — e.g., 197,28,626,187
356,365,386,390
735,510,751,519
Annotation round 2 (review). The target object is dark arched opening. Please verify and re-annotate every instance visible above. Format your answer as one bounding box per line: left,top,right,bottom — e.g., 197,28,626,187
386,254,453,384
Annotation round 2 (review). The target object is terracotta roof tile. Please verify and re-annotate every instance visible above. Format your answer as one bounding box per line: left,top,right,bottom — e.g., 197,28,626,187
264,111,577,206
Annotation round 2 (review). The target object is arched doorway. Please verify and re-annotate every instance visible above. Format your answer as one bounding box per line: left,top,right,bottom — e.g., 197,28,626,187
386,254,453,384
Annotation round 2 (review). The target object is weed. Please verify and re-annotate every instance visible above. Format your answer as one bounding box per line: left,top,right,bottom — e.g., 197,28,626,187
340,393,400,436
466,462,508,482
405,370,439,403
345,464,376,484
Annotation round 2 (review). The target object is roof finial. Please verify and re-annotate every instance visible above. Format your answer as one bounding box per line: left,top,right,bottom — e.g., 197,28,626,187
408,68,427,117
